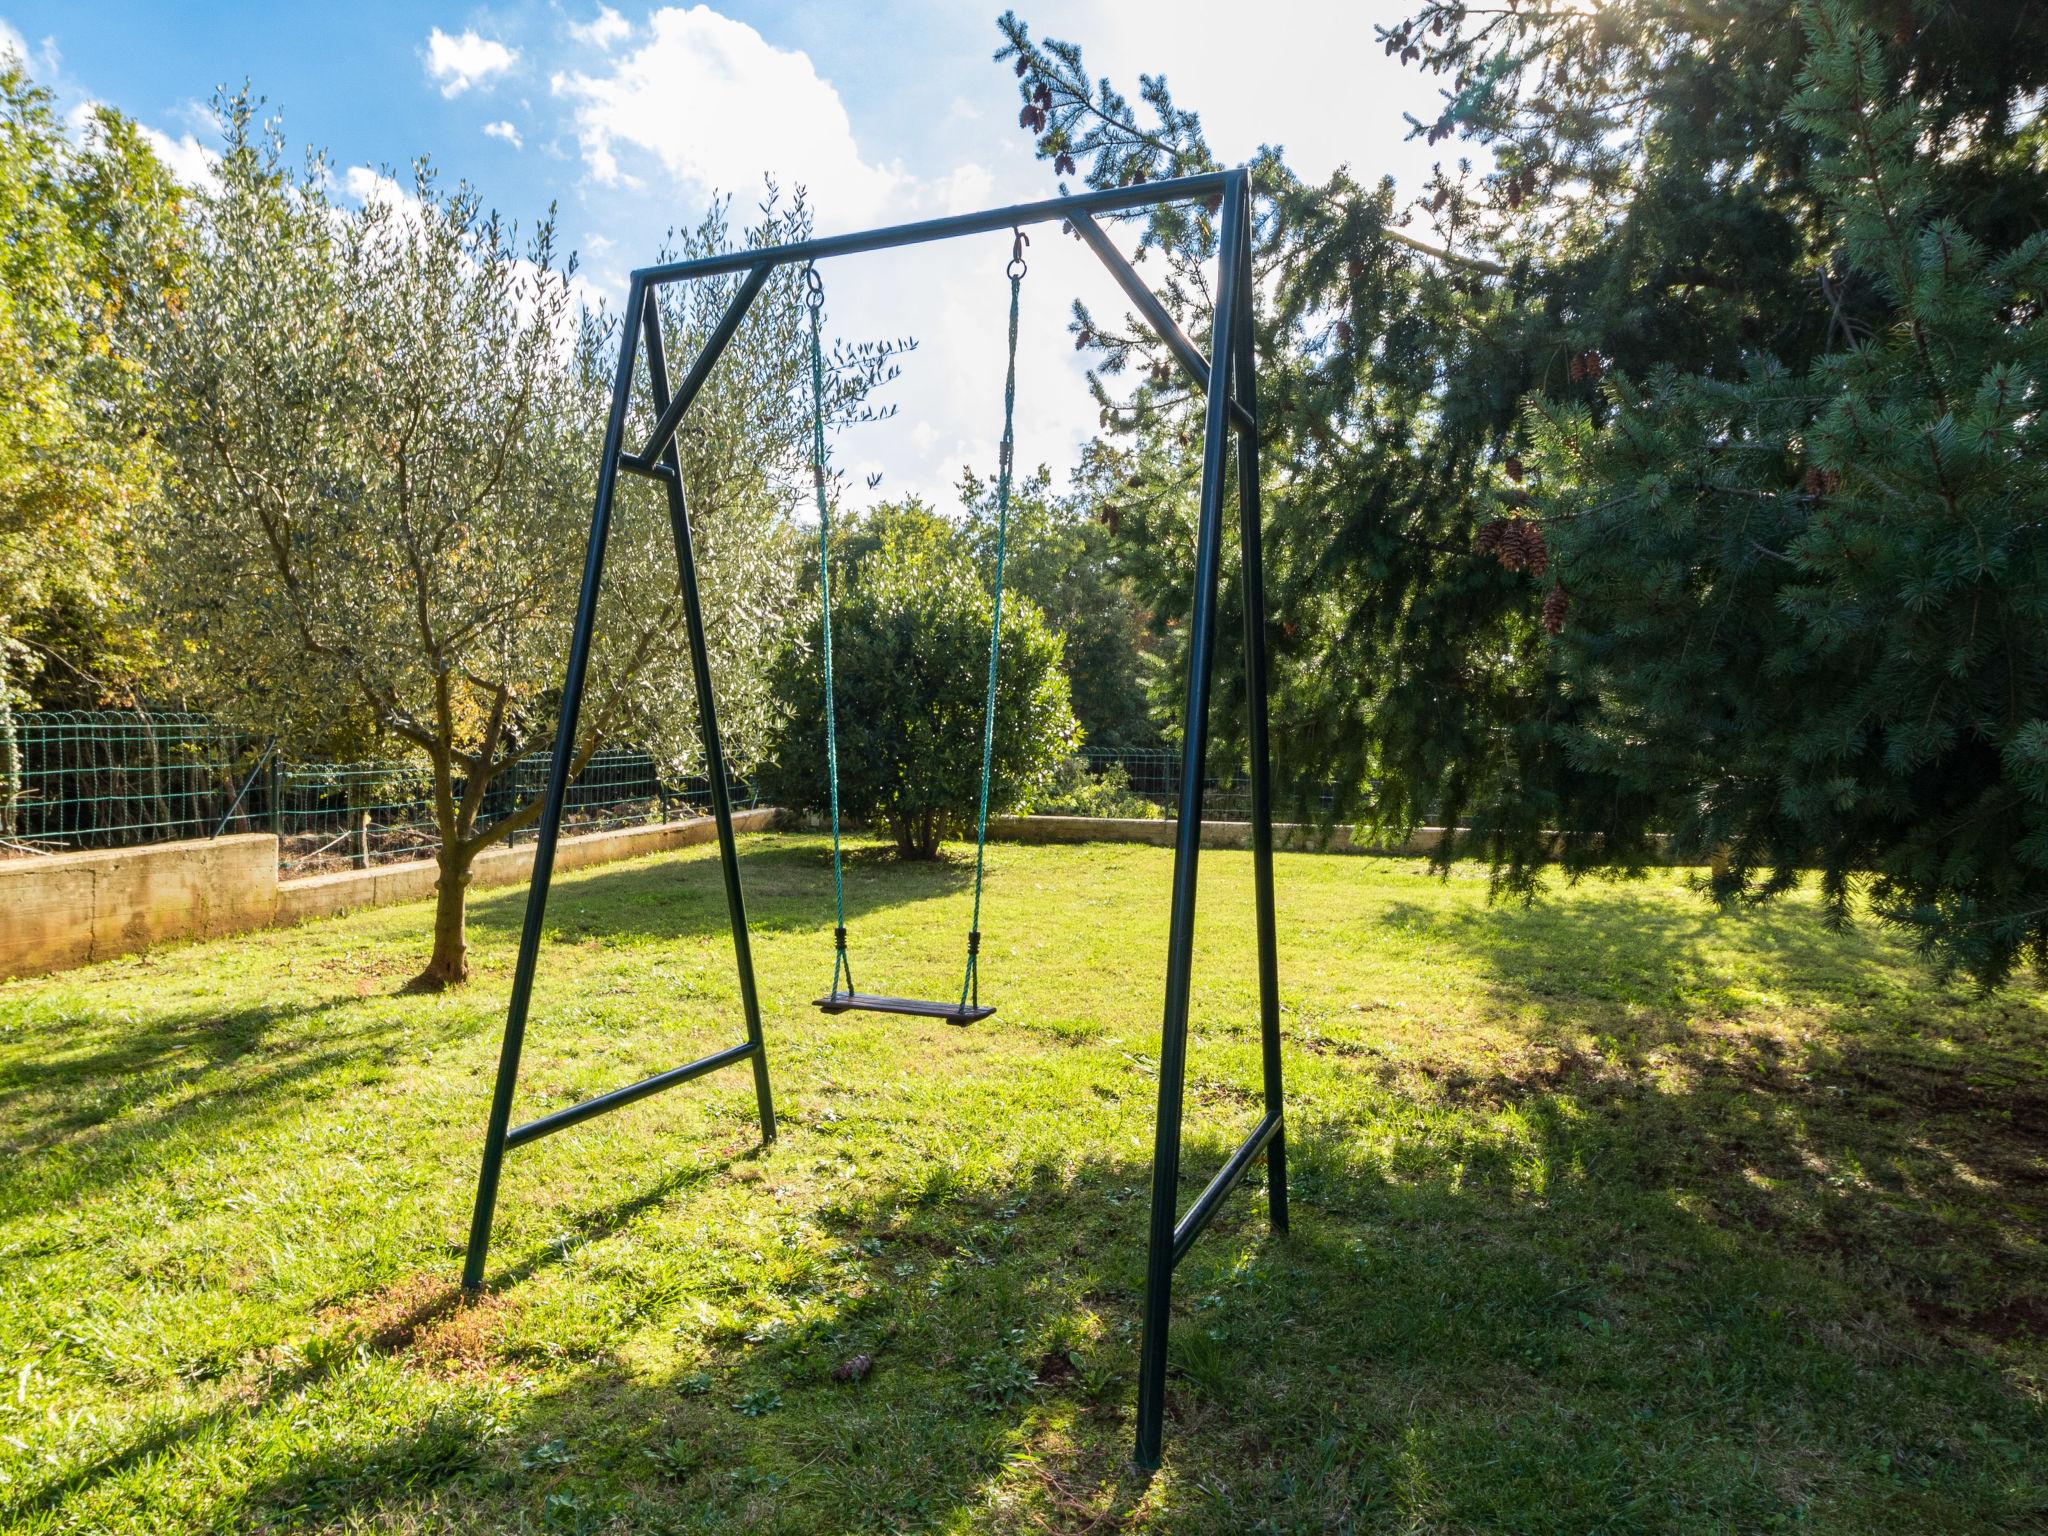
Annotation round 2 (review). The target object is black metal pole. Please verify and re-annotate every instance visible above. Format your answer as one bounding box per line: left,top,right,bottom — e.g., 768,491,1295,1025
462,280,646,1293
633,173,1230,286
639,294,777,1145
1134,169,1244,1473
214,737,275,839
1231,181,1287,1236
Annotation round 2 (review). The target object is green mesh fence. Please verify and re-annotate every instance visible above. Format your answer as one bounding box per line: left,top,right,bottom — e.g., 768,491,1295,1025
0,711,758,874
0,711,260,853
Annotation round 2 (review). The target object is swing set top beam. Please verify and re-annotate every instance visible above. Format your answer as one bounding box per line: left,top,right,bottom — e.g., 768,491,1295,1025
632,171,1232,285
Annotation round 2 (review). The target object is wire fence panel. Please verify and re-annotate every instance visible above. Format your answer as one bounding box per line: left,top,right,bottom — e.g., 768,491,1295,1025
0,711,265,854
1034,748,1338,823
4,712,1326,871
0,711,757,874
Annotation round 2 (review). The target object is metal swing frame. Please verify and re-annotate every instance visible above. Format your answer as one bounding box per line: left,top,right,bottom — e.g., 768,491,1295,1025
461,167,1286,1473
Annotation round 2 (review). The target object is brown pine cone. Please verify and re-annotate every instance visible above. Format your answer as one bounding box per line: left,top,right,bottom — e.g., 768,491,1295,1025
1476,518,1509,558
1517,521,1550,579
1543,582,1568,635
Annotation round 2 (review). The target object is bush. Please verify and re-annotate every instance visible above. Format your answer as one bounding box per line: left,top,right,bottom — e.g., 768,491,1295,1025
766,534,1078,859
1023,755,1164,819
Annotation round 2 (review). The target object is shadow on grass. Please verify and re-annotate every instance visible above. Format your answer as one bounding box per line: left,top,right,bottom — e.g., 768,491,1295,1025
0,838,954,1200
465,833,975,946
237,1001,2048,1532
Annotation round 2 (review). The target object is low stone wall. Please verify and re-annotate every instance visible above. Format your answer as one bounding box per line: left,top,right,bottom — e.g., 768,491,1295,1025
985,814,1448,855
273,808,777,926
0,834,279,979
0,810,779,981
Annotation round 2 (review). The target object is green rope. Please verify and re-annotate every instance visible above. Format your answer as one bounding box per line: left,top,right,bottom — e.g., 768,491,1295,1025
805,266,854,1000
960,233,1027,1012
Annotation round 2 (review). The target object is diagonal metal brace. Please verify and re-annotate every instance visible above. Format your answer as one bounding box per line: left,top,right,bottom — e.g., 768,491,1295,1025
638,262,774,467
1070,210,1256,434
1171,1110,1282,1266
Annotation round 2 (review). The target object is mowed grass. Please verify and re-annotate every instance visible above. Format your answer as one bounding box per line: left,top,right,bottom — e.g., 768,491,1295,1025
1,832,2045,1534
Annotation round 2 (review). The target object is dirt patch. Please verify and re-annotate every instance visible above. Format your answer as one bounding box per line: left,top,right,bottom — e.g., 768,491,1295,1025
318,1271,519,1380
1971,1295,2048,1343
1034,1347,1077,1386
1909,1293,2048,1346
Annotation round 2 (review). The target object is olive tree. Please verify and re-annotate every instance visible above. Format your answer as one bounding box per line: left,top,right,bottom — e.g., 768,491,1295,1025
142,96,893,986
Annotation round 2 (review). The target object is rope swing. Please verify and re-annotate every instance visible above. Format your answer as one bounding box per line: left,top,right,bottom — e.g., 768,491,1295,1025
807,232,1028,1025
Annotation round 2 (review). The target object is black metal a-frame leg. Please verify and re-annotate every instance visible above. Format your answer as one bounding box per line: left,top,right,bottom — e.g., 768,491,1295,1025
461,277,777,1293
1132,170,1288,1472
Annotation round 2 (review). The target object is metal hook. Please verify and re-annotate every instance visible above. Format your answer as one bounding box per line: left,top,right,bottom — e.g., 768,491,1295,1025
1007,228,1029,281
801,262,825,308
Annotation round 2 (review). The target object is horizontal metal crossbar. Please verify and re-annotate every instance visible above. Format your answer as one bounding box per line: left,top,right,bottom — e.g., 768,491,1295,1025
617,452,674,481
504,1040,759,1150
633,172,1231,285
1171,1111,1282,1268
812,992,995,1025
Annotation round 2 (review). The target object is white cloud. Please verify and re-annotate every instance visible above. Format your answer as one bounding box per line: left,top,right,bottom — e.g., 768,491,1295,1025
551,5,902,215
423,27,517,98
58,96,217,188
483,119,523,149
138,123,218,186
0,17,27,63
567,5,631,49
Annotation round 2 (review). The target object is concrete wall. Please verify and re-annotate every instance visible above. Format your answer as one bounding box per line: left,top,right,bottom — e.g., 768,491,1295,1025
273,808,776,926
985,814,1446,855
1,810,779,981
0,834,279,979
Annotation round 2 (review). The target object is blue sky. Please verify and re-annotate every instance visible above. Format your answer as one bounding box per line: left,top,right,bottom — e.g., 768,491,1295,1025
4,2,1445,509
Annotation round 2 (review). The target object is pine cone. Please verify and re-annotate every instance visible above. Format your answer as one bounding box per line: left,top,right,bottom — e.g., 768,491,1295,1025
1496,518,1548,576
1543,581,1569,635
1335,320,1354,347
1476,518,1510,558
1055,153,1077,176
1033,83,1052,109
1014,57,1028,77
1504,455,1524,483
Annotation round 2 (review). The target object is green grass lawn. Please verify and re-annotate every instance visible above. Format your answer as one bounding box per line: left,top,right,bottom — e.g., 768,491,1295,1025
2,832,2044,1534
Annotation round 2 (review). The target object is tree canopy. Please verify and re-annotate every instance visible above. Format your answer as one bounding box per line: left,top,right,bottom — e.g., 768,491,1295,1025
995,0,2048,983
0,62,182,715
139,96,895,984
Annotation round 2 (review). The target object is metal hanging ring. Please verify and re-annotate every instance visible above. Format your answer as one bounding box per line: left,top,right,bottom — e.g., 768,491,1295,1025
1007,228,1029,281
802,263,825,309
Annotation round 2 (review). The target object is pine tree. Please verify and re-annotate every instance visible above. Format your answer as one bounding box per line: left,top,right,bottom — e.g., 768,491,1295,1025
994,2,2048,983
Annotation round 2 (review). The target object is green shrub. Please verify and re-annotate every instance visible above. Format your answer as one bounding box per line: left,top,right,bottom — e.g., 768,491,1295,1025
1023,755,1164,819
766,530,1078,859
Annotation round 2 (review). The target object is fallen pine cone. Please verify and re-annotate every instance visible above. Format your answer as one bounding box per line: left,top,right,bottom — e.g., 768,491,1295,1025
832,1353,874,1383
